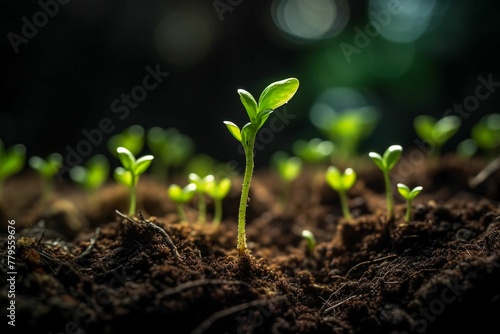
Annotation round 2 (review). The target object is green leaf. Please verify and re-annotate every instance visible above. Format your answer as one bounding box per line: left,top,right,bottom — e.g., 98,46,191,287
238,89,258,122
255,109,273,129
325,166,342,191
86,154,109,189
384,145,402,171
433,116,461,145
0,144,26,179
397,183,410,199
258,78,299,113
134,155,154,175
240,122,256,147
409,186,423,199
117,147,135,171
342,168,357,190
414,115,435,144
114,167,133,186
369,152,385,170
223,121,241,143
205,178,232,200
69,166,88,185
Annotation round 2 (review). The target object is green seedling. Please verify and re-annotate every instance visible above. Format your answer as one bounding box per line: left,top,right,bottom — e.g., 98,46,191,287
224,77,299,256
325,166,357,220
29,153,62,201
147,127,195,181
113,147,154,215
271,151,302,209
292,138,334,165
413,115,461,157
471,113,500,158
168,183,197,222
301,229,316,255
0,140,26,201
205,177,232,227
369,145,403,219
397,183,423,223
188,172,215,224
70,154,109,201
108,125,145,158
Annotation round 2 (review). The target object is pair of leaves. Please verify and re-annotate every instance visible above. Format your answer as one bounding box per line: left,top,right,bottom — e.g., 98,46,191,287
224,78,300,144
70,154,109,191
168,183,197,203
114,147,153,186
271,151,302,182
397,183,423,200
205,178,232,200
369,145,403,172
147,127,195,166
0,140,26,181
325,166,357,192
29,153,62,179
414,115,461,147
292,138,334,164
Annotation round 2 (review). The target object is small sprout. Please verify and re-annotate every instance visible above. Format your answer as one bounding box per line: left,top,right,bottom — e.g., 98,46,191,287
168,183,197,222
369,145,403,219
271,151,302,209
292,138,334,164
0,140,26,201
113,147,154,215
471,113,500,158
205,177,232,227
70,154,109,199
325,166,357,220
397,183,423,223
301,229,316,255
413,115,461,157
188,173,215,224
108,125,145,158
29,153,63,201
224,77,299,256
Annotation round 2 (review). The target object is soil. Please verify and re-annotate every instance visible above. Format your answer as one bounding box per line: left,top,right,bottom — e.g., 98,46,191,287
1,152,500,334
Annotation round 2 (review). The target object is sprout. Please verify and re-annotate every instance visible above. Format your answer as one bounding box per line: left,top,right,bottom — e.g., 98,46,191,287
0,140,26,201
325,166,357,220
29,153,62,201
369,145,403,219
471,113,500,158
188,173,215,224
292,138,334,165
113,147,154,215
168,183,197,222
70,154,109,199
301,229,316,255
271,151,302,209
397,183,423,223
224,77,299,256
108,125,145,158
413,115,461,157
205,177,232,227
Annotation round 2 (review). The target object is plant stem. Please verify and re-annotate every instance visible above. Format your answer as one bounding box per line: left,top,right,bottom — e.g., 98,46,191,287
405,199,412,222
238,137,255,256
198,193,206,224
339,190,352,220
383,171,394,218
129,175,136,216
213,198,222,228
177,204,187,222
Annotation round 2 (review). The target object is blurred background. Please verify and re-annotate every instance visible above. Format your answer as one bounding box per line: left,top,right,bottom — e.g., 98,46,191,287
2,0,500,174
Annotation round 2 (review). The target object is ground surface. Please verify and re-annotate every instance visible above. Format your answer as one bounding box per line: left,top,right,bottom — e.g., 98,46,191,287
1,153,499,334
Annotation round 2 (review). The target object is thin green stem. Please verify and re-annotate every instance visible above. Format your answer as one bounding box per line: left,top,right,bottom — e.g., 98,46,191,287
198,193,206,224
177,204,187,222
129,175,136,216
238,138,255,256
405,199,412,222
338,190,351,220
213,198,222,228
383,171,394,218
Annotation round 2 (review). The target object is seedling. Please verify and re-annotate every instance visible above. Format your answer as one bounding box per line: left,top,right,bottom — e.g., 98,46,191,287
224,77,299,256
369,145,403,219
108,125,145,158
325,166,357,220
271,151,302,208
413,115,461,157
188,172,215,224
397,183,423,223
0,140,26,201
301,229,316,255
29,153,62,201
113,147,154,215
205,177,232,227
471,113,500,158
292,138,334,164
168,183,197,222
70,154,109,200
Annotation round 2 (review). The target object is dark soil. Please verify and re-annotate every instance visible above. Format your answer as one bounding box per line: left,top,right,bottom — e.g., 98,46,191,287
1,153,500,334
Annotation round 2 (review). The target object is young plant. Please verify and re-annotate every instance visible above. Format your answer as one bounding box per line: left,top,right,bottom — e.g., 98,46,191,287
113,147,154,215
292,138,334,165
168,183,197,222
301,229,316,255
397,183,423,223
471,113,500,158
224,77,299,256
70,154,109,200
369,145,403,219
325,166,357,220
413,115,461,157
271,151,302,209
29,153,63,201
0,140,26,201
108,125,145,158
188,172,215,224
205,177,232,227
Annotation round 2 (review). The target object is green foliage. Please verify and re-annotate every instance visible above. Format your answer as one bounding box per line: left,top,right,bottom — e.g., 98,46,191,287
325,166,357,219
292,138,334,164
413,115,461,156
0,140,26,199
271,151,302,183
224,77,299,256
70,154,109,193
147,127,195,181
205,177,232,227
471,113,500,156
188,172,215,224
29,152,62,200
113,147,154,215
369,145,403,218
397,183,423,222
108,125,145,158
168,183,197,222
301,229,316,255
